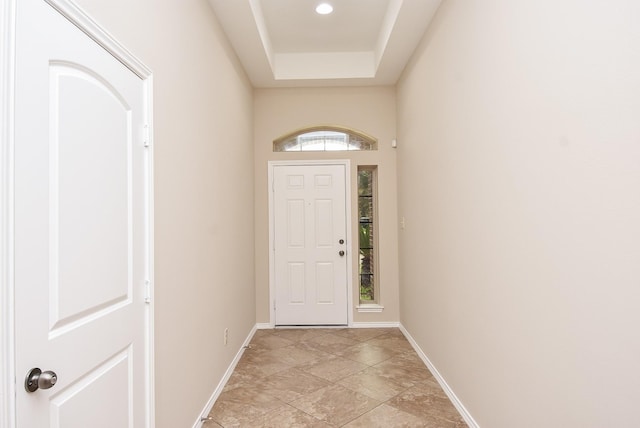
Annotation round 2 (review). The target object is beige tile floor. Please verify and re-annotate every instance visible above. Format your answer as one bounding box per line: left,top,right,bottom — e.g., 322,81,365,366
204,328,468,427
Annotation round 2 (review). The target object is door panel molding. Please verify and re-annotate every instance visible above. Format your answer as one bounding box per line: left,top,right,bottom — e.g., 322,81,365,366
2,1,154,426
268,160,353,327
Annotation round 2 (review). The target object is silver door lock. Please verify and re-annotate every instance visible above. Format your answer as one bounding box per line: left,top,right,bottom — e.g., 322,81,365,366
25,368,57,392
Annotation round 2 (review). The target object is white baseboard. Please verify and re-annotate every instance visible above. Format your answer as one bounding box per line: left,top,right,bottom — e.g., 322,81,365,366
258,322,400,329
351,321,400,328
192,324,257,428
256,322,273,330
399,324,479,428
268,325,345,329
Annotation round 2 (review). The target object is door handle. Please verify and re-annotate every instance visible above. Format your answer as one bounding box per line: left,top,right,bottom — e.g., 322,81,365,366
25,368,57,392
339,250,345,256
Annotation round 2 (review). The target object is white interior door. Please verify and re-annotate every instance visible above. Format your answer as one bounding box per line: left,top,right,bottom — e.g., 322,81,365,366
14,0,150,426
273,164,349,325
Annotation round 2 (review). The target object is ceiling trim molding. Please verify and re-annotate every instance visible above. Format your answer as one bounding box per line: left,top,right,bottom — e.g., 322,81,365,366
374,0,403,68
248,0,275,72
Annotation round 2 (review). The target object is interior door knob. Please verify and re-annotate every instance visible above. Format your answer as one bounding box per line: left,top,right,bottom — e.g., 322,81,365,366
339,250,345,256
25,368,58,392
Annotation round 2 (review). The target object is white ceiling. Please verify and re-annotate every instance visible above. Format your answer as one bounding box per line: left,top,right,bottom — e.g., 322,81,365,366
207,0,442,88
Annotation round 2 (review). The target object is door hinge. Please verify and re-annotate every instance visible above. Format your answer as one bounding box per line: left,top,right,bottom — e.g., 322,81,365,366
273,300,276,311
143,124,150,148
144,280,151,303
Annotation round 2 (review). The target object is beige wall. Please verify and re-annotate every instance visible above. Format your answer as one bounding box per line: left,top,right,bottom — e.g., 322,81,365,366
397,0,640,426
254,87,399,324
71,1,255,427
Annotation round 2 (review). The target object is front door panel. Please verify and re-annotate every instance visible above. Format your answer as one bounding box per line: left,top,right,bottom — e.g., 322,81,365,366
273,164,348,325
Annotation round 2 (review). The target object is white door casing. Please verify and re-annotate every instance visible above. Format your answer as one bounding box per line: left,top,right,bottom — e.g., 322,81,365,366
6,0,154,426
1,0,17,425
270,161,351,325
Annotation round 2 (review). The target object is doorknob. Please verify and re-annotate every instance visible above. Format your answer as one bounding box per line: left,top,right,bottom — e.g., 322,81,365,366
339,239,344,244
25,368,57,392
339,250,345,256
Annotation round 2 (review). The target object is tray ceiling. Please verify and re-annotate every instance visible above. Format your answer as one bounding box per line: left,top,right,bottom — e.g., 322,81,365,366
207,0,442,87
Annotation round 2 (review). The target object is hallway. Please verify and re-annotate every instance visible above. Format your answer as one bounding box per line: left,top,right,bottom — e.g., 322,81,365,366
4,0,640,426
204,328,467,427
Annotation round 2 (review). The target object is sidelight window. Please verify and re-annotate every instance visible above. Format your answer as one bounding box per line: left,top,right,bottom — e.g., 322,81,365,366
358,166,378,303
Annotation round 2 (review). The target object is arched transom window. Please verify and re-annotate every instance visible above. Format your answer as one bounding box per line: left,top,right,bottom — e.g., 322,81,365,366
273,126,377,152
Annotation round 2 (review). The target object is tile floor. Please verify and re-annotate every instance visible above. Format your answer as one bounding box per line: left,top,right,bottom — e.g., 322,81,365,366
203,328,467,428
204,328,468,427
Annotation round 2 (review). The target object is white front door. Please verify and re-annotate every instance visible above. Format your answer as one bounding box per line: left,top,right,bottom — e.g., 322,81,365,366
14,0,151,426
272,164,349,325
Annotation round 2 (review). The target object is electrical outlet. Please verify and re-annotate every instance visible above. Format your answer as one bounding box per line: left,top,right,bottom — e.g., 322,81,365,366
224,328,229,346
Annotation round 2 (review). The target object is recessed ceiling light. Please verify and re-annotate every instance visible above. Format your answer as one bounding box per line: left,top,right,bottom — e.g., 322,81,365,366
315,3,333,15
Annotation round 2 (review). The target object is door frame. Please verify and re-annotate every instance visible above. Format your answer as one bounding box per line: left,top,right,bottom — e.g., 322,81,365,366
268,159,353,327
1,1,17,426
0,1,155,426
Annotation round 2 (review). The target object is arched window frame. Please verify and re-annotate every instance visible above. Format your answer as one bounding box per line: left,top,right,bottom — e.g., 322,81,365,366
273,125,378,152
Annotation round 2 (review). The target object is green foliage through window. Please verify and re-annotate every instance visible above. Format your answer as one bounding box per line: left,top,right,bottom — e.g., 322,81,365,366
358,167,376,302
